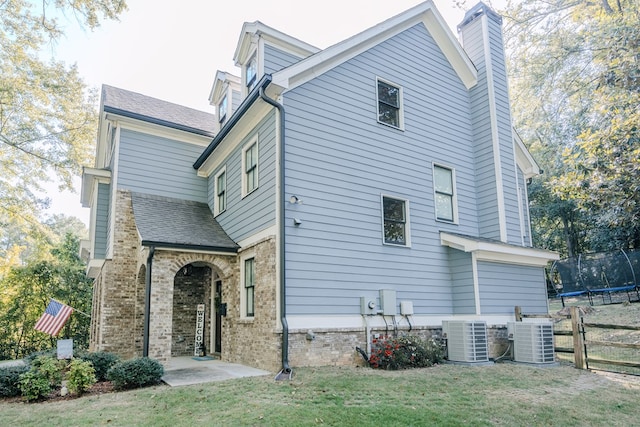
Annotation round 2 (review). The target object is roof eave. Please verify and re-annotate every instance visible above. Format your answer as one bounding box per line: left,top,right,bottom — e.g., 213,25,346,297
272,1,477,91
440,231,559,267
103,106,216,138
193,74,273,170
140,240,239,254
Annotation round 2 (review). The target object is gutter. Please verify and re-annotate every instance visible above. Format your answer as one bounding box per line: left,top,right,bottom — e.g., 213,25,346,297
258,86,292,381
193,75,273,169
140,240,238,254
143,246,155,357
103,106,216,138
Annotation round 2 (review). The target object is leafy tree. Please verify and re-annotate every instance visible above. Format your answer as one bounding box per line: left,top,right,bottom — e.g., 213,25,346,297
0,0,127,253
502,0,640,254
0,232,92,360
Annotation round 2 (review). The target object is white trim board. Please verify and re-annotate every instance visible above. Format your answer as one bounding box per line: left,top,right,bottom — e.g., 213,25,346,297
271,1,477,93
440,232,559,267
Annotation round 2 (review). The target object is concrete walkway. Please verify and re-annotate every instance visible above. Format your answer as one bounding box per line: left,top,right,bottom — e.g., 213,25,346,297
161,357,270,387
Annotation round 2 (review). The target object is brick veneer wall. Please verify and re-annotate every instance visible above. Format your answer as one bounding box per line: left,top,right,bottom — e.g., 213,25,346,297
222,237,280,372
89,190,139,359
287,325,509,368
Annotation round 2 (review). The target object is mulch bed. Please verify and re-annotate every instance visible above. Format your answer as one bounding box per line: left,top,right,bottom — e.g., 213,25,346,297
1,381,115,404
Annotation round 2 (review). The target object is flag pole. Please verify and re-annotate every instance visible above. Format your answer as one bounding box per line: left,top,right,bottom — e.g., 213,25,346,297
51,298,91,318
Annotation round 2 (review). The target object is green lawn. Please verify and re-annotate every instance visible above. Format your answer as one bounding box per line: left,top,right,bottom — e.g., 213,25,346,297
3,300,638,426
2,362,639,427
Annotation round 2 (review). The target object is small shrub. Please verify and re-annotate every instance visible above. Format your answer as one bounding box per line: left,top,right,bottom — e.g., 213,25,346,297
24,349,56,365
368,335,446,370
31,356,65,387
18,371,51,402
107,357,164,390
79,351,120,381
0,365,29,397
67,359,96,395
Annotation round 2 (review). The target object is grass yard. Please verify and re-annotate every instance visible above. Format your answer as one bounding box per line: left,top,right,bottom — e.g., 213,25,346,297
1,362,639,427
3,300,638,426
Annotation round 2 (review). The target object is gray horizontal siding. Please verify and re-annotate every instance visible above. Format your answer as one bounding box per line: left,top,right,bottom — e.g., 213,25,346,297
264,44,303,75
448,248,476,314
488,21,521,246
209,110,277,242
477,261,547,314
118,129,208,202
231,89,241,114
282,23,480,316
94,182,109,259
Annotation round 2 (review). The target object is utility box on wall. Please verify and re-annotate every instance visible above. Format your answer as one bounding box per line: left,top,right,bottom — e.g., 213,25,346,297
360,296,377,315
379,289,397,315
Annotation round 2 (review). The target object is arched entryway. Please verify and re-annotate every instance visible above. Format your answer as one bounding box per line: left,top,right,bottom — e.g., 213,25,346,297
170,262,225,358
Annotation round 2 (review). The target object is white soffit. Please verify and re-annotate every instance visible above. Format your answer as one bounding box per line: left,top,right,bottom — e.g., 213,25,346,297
513,131,541,179
440,232,559,267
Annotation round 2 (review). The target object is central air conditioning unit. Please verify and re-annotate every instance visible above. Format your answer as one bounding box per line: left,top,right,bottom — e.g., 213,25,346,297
442,320,489,363
508,321,555,364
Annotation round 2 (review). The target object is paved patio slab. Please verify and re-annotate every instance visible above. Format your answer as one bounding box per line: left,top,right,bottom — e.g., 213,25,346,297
161,357,270,386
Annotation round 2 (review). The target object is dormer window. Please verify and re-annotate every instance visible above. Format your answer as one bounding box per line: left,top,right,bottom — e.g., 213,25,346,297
246,53,257,92
218,95,228,124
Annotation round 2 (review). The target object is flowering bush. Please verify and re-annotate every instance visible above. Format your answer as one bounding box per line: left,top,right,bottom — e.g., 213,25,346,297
368,335,445,370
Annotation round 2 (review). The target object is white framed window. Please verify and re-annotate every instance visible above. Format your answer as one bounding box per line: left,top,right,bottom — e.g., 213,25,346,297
381,195,410,246
218,95,228,124
242,138,259,197
214,167,226,216
245,52,258,93
376,77,403,129
240,254,255,318
433,164,458,223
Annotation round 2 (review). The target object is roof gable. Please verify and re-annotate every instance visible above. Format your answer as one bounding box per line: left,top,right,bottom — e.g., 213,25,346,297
233,20,320,67
208,71,241,106
271,0,477,92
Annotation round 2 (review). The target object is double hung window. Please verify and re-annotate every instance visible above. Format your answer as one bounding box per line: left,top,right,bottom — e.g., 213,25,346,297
434,165,456,222
243,140,258,196
246,53,257,93
377,78,403,129
218,95,228,124
244,258,255,317
214,168,226,215
382,195,409,246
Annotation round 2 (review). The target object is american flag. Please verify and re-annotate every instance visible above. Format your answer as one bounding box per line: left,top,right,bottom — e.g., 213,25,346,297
34,299,74,336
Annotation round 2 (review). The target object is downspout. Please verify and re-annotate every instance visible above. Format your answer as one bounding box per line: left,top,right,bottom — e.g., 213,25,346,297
143,246,155,357
259,86,292,380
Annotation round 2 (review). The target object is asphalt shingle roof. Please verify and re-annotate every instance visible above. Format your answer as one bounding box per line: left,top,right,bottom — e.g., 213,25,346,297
101,85,217,137
131,193,238,253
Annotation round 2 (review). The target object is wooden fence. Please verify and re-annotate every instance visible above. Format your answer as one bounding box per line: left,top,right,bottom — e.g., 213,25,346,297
514,306,640,375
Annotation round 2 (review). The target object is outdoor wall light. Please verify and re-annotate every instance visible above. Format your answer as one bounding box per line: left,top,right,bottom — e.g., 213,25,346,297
289,195,303,204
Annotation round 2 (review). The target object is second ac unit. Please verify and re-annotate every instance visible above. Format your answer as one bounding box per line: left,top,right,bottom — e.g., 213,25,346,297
509,321,555,364
442,320,489,363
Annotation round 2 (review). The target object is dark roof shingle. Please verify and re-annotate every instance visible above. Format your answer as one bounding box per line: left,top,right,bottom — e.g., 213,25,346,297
131,193,238,253
102,85,217,137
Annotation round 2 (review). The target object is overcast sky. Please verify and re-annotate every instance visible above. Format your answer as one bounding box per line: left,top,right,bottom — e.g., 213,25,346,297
42,0,503,224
